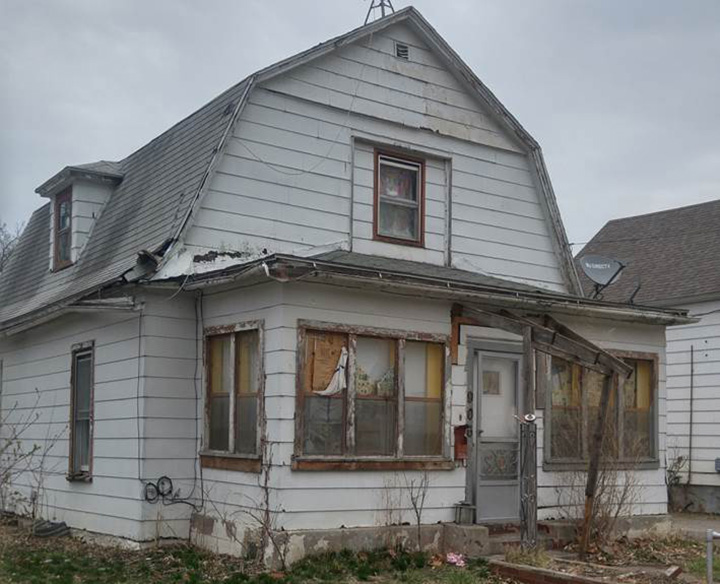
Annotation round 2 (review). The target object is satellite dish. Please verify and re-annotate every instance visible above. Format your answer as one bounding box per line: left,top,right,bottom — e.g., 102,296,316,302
579,255,625,298
579,255,624,286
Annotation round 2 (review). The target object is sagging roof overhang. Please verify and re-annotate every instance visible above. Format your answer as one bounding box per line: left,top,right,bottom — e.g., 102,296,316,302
179,254,695,327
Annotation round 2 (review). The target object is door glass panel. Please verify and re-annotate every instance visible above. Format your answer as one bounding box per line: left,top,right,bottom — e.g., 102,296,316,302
480,356,517,439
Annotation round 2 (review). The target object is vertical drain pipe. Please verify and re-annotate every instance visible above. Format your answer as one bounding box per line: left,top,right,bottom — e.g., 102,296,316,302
688,345,695,485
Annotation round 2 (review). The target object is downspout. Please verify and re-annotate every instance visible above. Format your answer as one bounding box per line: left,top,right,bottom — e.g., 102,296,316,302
688,344,694,485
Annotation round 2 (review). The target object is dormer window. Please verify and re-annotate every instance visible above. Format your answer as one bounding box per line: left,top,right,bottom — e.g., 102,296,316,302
54,188,72,270
373,150,425,246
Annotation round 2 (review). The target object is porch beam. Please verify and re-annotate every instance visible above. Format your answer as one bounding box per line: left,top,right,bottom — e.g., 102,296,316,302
498,310,632,378
535,314,633,377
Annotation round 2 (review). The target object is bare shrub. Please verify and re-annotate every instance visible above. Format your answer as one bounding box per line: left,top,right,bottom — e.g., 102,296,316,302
402,471,430,552
553,409,644,550
0,389,66,522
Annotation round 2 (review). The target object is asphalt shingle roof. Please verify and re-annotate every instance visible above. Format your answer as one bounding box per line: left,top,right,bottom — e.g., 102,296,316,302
0,78,250,326
576,199,720,305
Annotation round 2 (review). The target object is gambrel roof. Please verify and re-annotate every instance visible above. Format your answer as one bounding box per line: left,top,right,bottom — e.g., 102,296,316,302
577,198,720,306
0,7,581,332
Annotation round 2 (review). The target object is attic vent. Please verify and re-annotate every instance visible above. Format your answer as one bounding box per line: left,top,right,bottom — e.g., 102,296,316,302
395,42,409,60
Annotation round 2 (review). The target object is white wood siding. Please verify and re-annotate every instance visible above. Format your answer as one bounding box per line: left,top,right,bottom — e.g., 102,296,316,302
71,182,112,261
666,300,720,487
184,22,567,291
0,311,146,540
162,281,466,550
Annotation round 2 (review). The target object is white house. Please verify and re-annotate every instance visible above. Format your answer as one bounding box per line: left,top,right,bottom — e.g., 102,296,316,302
579,199,720,515
0,7,692,563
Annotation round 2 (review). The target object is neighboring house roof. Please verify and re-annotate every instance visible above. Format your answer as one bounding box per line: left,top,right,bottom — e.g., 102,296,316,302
0,6,581,332
576,198,720,306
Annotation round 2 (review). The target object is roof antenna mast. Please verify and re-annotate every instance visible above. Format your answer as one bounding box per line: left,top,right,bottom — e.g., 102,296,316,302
365,0,395,25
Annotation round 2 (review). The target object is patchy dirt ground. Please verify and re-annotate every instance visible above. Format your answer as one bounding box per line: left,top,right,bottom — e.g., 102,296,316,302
0,521,519,584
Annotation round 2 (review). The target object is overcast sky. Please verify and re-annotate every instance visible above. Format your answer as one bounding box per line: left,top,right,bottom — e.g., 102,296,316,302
1,0,719,247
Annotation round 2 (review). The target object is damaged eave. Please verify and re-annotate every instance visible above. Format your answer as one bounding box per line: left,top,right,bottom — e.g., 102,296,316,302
173,254,695,327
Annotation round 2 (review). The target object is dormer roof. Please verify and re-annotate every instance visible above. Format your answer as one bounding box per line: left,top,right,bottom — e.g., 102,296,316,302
35,160,124,198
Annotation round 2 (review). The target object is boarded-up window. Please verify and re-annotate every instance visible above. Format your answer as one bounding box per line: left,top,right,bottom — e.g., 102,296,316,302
70,347,93,477
299,328,446,460
404,342,443,456
207,329,260,455
54,188,72,269
374,151,424,245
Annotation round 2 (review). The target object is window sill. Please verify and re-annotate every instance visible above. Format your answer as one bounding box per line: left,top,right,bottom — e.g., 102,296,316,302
542,459,660,472
66,472,92,483
372,233,425,248
200,452,261,473
292,457,455,472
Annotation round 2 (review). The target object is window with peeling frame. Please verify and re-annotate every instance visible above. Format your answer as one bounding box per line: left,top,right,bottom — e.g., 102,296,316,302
546,354,657,464
69,344,94,479
54,188,72,269
206,329,261,456
374,151,425,246
298,327,445,460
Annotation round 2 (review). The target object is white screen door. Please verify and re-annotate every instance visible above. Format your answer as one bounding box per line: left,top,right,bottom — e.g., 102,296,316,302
475,351,521,523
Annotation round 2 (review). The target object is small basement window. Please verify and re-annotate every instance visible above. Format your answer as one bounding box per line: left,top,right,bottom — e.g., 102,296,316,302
374,151,425,246
54,188,72,270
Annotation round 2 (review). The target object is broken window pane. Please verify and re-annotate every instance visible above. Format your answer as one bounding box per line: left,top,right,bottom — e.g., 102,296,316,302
404,341,443,456
623,359,654,459
550,357,582,459
355,337,396,456
586,368,617,459
304,396,343,455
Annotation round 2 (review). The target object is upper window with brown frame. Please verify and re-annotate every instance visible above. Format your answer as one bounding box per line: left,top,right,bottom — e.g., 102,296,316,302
205,326,262,459
68,342,94,481
297,324,446,465
374,151,425,246
54,188,72,270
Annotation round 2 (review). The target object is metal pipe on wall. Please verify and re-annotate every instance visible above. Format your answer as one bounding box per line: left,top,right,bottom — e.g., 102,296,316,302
688,344,695,485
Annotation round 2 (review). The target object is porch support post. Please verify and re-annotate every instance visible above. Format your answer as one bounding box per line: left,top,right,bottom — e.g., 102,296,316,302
579,372,615,558
522,326,534,415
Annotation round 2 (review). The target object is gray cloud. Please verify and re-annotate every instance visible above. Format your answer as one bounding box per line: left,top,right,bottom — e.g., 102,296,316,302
1,0,719,247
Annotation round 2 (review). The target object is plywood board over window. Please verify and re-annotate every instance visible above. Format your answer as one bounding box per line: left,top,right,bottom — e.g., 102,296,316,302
294,321,451,471
202,321,263,473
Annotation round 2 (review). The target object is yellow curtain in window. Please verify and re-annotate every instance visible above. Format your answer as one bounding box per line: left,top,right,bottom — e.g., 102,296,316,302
425,343,443,399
